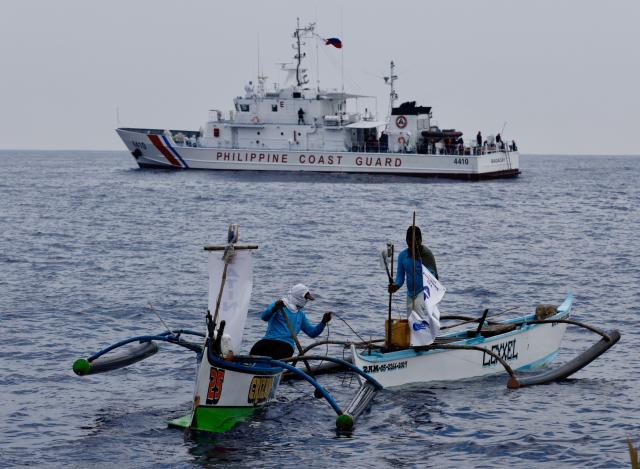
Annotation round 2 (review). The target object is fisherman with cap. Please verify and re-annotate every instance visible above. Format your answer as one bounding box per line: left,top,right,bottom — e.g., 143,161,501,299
388,226,438,317
250,284,332,359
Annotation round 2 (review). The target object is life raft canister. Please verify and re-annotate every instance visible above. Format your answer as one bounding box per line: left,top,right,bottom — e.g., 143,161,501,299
395,115,407,129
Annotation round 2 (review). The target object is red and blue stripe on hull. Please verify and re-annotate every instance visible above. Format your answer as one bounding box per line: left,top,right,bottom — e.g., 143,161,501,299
148,134,189,168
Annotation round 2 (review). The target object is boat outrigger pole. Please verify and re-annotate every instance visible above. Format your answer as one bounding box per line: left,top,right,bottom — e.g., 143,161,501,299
72,329,204,376
234,354,383,432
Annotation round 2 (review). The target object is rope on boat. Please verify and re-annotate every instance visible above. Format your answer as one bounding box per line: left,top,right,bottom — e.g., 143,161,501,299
332,312,369,344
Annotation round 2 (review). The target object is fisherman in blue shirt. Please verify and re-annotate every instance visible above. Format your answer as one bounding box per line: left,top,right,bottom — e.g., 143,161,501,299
250,283,331,359
388,226,439,317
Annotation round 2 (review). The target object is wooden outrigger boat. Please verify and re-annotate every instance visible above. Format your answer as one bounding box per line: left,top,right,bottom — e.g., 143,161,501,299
72,225,380,433
340,221,620,391
350,293,620,389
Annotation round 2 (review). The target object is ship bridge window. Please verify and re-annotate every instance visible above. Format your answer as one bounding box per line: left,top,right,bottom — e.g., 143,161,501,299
293,92,302,98
272,104,278,112
240,104,250,112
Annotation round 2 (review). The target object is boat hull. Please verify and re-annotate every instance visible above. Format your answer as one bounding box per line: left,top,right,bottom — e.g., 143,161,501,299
170,352,282,433
116,128,520,180
352,295,572,388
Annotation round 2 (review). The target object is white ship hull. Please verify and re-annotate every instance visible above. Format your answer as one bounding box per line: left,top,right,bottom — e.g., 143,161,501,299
117,128,520,180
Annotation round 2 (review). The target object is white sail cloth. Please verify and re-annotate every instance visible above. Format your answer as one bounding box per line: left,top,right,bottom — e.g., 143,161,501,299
207,249,253,354
409,265,446,346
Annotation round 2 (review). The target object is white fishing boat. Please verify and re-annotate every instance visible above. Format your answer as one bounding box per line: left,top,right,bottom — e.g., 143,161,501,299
351,294,620,388
116,20,520,180
73,225,381,433
73,227,286,432
168,230,286,432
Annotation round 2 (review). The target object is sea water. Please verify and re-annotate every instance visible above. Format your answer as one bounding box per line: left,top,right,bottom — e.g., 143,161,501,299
1,151,639,468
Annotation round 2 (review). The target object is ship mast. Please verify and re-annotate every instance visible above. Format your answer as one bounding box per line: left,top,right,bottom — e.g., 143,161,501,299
293,18,314,88
294,18,302,86
383,61,398,118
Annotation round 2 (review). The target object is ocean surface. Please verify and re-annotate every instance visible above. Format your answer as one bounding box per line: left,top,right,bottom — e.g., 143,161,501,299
1,150,639,468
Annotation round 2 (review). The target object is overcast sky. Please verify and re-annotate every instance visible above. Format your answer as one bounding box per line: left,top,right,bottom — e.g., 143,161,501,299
1,0,638,155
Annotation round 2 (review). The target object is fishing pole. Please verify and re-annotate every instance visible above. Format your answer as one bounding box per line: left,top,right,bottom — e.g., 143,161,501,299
332,312,368,344
147,302,172,334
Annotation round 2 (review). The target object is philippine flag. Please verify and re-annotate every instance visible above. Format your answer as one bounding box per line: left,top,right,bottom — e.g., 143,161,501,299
325,37,342,49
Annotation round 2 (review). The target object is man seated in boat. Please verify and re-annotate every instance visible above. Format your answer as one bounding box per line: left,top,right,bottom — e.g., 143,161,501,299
250,284,332,359
388,226,438,317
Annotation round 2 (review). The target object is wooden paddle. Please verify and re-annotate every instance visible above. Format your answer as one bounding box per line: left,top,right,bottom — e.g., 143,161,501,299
278,307,324,399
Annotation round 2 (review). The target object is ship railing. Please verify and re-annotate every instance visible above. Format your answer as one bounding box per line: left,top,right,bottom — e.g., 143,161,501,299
420,142,516,156
348,140,518,155
466,141,518,155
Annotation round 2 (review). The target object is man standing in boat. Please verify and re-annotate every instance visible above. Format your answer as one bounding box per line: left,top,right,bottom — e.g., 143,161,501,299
250,284,331,359
388,226,438,317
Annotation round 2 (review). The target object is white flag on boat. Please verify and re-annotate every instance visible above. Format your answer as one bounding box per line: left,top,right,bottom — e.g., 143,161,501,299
409,266,446,346
207,250,253,354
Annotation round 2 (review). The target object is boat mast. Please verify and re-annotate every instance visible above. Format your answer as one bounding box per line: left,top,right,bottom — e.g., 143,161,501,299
383,61,398,118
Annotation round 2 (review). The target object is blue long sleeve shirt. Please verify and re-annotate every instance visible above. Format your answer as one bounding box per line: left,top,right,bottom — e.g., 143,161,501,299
394,247,438,297
259,301,326,349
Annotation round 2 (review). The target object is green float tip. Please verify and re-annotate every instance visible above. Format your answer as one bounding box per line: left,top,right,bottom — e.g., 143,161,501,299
336,413,353,432
73,358,91,376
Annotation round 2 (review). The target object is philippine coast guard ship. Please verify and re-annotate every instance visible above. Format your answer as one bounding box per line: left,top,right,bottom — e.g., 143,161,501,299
117,21,520,179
